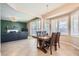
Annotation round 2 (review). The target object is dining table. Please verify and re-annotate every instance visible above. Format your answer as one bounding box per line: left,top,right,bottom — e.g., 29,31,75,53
32,32,60,54
32,35,51,53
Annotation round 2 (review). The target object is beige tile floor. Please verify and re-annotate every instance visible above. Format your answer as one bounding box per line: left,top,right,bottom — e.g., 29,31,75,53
1,36,79,56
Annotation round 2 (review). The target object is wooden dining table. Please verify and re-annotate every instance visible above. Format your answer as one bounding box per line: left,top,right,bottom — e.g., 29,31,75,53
32,35,51,53
32,32,60,54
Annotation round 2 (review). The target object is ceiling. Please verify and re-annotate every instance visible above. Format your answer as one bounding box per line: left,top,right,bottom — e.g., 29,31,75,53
1,3,34,22
1,3,65,22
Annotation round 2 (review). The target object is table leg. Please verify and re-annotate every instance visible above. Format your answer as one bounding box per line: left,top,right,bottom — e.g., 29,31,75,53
54,44,57,51
37,40,47,53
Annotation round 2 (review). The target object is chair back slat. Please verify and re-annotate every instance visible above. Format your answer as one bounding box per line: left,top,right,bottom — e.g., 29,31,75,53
50,32,60,47
56,32,60,43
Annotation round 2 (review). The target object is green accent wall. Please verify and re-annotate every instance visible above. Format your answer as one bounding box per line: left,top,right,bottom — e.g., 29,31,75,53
1,20,27,33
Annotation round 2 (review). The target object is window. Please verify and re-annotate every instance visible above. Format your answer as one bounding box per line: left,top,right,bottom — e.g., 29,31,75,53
44,20,50,34
51,19,58,33
28,10,79,37
58,16,69,35
30,18,41,35
71,10,79,37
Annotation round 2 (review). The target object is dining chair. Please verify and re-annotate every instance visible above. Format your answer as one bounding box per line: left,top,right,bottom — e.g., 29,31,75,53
50,33,57,54
36,31,43,48
43,33,56,54
56,32,60,48
45,32,60,54
36,31,47,47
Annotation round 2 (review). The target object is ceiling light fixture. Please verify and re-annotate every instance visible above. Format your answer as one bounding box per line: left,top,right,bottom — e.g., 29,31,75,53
46,4,49,12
